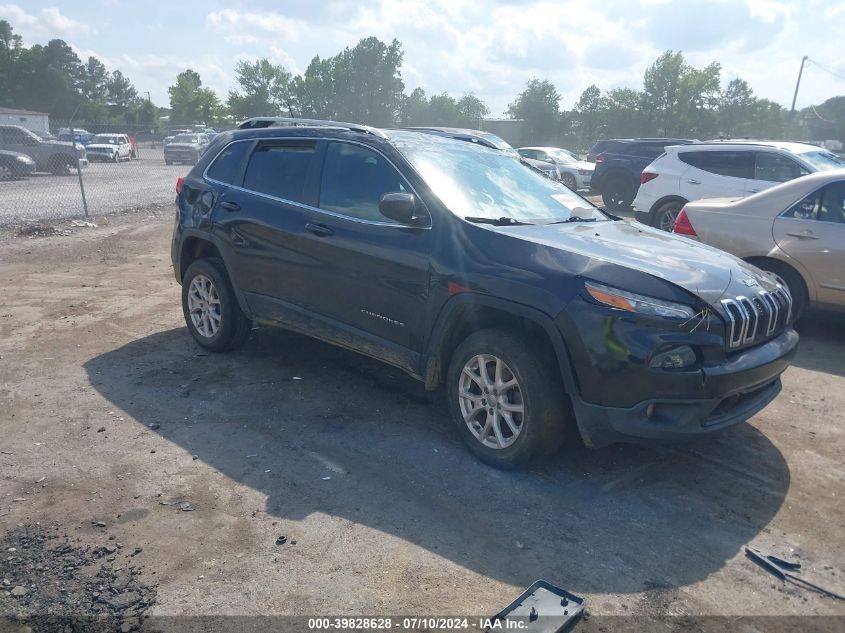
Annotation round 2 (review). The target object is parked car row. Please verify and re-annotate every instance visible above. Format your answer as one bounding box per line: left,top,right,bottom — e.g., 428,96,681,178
0,124,87,176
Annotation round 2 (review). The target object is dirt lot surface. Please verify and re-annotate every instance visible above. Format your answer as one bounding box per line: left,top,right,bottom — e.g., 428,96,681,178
1,211,843,631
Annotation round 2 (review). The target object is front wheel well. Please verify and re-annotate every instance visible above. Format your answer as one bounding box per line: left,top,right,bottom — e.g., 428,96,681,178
427,303,560,390
179,237,222,282
648,195,688,217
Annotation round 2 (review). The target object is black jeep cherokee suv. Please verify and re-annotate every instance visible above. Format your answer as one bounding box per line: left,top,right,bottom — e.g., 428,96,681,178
171,117,798,469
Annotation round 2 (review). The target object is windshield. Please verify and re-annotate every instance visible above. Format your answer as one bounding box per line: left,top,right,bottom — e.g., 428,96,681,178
476,132,513,151
174,134,198,143
93,135,118,144
549,149,578,163
800,150,845,171
398,136,606,224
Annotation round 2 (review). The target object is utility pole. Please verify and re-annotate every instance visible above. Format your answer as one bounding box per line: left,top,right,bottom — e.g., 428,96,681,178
145,91,151,103
791,56,808,113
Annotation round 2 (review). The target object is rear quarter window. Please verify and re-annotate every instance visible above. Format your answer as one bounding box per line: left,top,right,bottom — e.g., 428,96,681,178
206,141,251,186
243,141,316,202
679,150,754,178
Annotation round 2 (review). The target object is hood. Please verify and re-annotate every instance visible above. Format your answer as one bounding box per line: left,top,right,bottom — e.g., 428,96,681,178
42,139,76,150
565,161,594,171
496,220,778,306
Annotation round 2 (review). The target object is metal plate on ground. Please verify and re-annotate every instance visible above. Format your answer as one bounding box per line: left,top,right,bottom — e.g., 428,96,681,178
490,580,585,633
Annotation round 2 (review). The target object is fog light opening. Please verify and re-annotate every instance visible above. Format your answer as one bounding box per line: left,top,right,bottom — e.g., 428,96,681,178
649,345,697,370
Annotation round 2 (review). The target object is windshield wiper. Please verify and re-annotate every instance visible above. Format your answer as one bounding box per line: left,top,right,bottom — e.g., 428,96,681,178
547,215,598,224
465,216,534,226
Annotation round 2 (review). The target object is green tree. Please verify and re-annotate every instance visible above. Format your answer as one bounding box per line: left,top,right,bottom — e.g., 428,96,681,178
168,69,221,125
455,94,489,127
227,58,293,120
399,87,429,125
294,37,404,126
507,78,562,143
641,51,721,138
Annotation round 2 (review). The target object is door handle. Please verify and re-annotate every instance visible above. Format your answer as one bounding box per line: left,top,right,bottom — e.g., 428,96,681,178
786,231,819,240
686,179,701,184
220,201,240,213
305,222,333,237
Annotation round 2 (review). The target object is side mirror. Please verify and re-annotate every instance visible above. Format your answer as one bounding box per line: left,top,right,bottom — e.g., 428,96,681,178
379,192,417,224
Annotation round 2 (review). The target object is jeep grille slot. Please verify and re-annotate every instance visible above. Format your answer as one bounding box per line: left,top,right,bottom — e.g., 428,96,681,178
721,286,792,349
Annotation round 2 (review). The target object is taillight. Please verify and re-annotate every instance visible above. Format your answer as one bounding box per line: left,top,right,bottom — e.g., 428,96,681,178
595,153,605,163
673,208,697,236
176,176,184,194
641,171,658,185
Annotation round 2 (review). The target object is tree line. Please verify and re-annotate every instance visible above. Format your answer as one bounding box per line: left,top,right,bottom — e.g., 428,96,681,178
1,18,842,147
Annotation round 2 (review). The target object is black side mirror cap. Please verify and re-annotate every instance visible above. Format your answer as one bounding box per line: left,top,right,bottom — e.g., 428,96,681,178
379,192,418,224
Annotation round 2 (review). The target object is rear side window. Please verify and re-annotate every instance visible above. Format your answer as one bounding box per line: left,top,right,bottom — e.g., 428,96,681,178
628,144,666,159
754,152,807,183
679,151,754,178
319,142,409,222
206,141,250,186
242,141,316,202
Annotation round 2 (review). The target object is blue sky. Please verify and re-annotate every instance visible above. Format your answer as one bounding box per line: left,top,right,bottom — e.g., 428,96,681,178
2,0,844,115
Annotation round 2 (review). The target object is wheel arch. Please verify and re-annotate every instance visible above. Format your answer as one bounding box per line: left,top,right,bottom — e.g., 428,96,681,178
422,294,578,395
743,255,814,303
648,194,688,218
178,233,253,317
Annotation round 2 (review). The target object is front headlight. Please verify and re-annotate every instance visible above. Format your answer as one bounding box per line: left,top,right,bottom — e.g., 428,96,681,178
585,281,697,319
15,155,33,164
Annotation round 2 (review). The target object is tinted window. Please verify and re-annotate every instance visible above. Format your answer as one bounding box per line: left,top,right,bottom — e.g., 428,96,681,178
319,142,409,222
243,141,316,202
207,141,251,186
755,152,805,183
679,150,754,178
629,143,665,159
819,181,845,223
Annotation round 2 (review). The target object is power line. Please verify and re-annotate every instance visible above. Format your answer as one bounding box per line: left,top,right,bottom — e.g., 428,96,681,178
807,58,845,82
809,103,835,123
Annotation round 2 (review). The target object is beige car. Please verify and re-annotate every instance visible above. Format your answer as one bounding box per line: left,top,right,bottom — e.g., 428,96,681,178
672,169,845,318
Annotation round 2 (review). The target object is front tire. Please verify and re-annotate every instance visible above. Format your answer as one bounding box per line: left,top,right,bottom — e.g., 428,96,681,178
181,258,252,352
447,328,568,469
601,177,634,213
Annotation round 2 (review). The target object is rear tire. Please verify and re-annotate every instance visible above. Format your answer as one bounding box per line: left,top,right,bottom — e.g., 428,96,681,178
181,258,252,352
750,260,808,321
601,177,634,213
653,199,686,232
447,328,568,469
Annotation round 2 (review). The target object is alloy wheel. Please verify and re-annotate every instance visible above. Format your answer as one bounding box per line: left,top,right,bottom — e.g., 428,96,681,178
458,354,525,449
658,206,681,231
187,274,222,338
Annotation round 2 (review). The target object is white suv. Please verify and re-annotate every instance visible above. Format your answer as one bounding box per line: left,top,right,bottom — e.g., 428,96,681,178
633,141,845,230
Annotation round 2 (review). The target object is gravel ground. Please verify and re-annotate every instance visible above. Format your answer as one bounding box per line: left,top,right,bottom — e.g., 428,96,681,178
0,146,185,226
0,212,842,632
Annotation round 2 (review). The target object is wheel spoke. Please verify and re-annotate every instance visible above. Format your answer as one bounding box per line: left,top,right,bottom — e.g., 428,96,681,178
477,355,495,390
500,401,524,414
502,411,520,436
491,411,506,448
459,388,482,403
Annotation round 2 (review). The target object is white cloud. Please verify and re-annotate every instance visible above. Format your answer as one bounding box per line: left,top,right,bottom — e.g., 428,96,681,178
206,9,306,41
0,4,92,39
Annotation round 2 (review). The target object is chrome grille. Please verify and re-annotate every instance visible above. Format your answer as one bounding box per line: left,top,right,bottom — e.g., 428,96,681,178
720,286,792,349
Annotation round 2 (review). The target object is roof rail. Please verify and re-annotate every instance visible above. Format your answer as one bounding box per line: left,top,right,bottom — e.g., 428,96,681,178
237,116,388,138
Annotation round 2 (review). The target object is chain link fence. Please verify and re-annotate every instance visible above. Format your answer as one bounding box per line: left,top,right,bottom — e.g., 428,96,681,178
0,122,201,228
